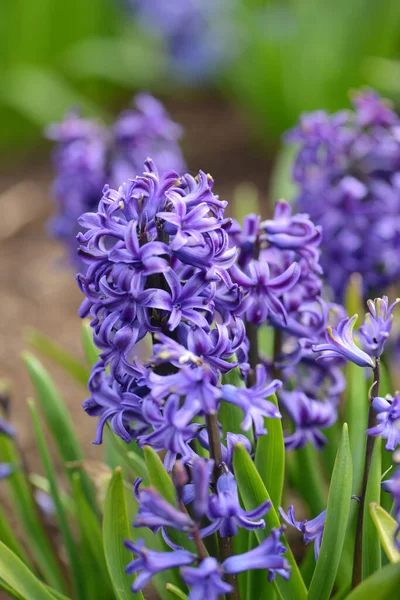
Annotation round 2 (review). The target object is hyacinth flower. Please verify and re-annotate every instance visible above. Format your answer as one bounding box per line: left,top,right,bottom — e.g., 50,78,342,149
200,471,271,538
382,458,400,550
360,296,400,358
313,314,375,368
279,390,337,450
0,417,16,481
128,0,236,83
47,94,185,266
367,393,400,451
280,506,326,560
287,89,400,301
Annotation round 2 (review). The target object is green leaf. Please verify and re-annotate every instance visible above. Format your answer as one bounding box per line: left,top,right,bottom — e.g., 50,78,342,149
0,501,30,565
345,360,368,496
22,352,93,503
233,443,307,600
289,444,327,515
28,399,84,600
81,320,100,368
255,394,284,509
103,468,144,600
0,541,56,600
71,472,114,599
219,361,252,442
143,446,177,507
345,562,400,600
362,438,382,579
370,503,400,564
166,584,188,600
345,274,364,320
308,424,353,600
27,329,90,387
0,435,66,592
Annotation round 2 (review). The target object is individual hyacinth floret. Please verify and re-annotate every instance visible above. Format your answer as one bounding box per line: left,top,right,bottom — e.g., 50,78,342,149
288,89,400,301
47,94,185,266
367,393,400,451
128,0,236,83
280,505,326,560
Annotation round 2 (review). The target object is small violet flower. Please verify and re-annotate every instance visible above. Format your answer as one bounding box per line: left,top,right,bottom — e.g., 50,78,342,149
360,296,399,359
181,558,232,600
280,505,326,560
280,390,337,450
367,393,400,451
125,539,196,592
313,314,375,368
223,526,291,582
200,471,271,538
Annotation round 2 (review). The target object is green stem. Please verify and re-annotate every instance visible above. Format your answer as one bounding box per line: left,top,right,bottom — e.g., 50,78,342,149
352,359,380,588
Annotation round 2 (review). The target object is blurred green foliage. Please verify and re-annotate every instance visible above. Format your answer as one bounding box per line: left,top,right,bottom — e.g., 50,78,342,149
0,0,165,153
1,0,400,154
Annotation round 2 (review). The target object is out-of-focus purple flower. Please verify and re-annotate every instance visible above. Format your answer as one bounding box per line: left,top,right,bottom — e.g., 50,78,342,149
0,417,15,438
382,457,400,549
360,296,399,359
313,315,375,368
34,490,56,517
221,365,281,436
0,463,13,480
288,89,400,301
280,505,326,560
125,539,196,592
47,95,185,267
200,471,271,538
222,526,291,582
280,390,337,450
367,394,400,451
128,0,236,83
182,558,232,600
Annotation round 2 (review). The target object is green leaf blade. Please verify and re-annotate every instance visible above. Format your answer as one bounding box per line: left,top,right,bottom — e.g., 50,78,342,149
0,542,57,600
28,399,84,600
255,394,285,510
362,438,382,579
308,424,353,600
103,467,144,600
233,443,307,600
345,562,400,600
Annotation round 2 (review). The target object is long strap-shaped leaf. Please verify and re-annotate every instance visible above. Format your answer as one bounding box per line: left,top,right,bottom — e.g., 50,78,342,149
0,541,58,600
0,435,66,592
233,443,307,600
103,467,144,600
345,562,400,599
362,438,382,579
29,399,84,600
23,352,94,504
255,393,284,510
308,424,353,600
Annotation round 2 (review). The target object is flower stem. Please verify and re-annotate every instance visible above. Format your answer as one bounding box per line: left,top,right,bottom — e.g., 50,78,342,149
246,322,259,387
205,413,241,600
352,358,380,588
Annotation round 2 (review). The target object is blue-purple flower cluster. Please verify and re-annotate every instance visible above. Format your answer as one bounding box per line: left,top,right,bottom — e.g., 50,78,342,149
288,89,400,301
47,94,185,266
128,0,236,83
76,157,346,593
126,463,290,595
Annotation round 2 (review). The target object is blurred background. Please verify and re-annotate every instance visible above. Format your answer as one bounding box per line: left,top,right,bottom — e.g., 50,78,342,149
2,0,400,457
